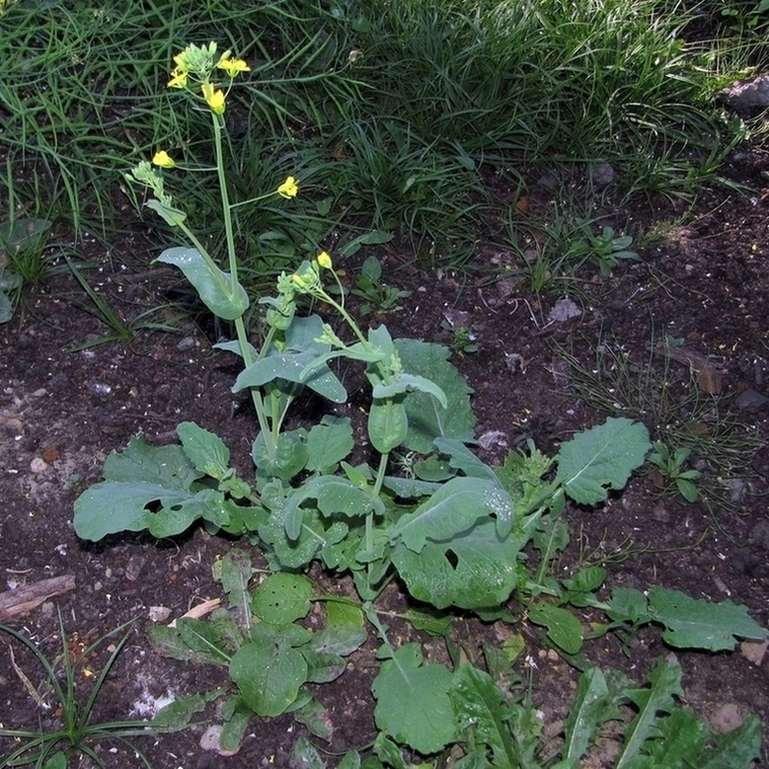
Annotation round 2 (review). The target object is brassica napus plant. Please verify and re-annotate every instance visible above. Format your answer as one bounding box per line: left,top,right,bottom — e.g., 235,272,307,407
125,42,299,461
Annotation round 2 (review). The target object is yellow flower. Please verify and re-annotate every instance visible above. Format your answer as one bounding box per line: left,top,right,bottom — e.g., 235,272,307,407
316,251,333,269
217,54,250,77
277,176,299,199
201,82,225,115
152,150,175,169
167,68,188,89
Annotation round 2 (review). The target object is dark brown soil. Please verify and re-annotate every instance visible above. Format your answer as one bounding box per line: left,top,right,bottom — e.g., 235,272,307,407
1,146,769,768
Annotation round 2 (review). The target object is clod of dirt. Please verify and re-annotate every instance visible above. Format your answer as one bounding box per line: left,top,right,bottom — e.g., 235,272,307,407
741,640,769,667
710,702,745,734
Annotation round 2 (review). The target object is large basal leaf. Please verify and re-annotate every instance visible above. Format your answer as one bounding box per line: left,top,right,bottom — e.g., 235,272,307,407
157,246,248,320
395,339,476,453
450,663,517,767
648,586,768,651
555,417,650,505
229,627,308,717
72,437,218,540
389,476,514,553
392,512,541,610
372,643,456,754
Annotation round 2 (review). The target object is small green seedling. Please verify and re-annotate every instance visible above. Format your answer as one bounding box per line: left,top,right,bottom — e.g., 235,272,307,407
647,440,702,502
440,311,478,357
351,255,410,315
589,225,639,276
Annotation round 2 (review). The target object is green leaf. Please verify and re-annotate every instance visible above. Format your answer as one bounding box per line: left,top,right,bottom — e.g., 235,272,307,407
373,732,410,769
433,437,500,482
616,658,683,769
219,696,253,754
306,416,354,472
234,315,347,402
0,288,12,323
395,340,476,453
529,604,584,655
632,707,707,767
294,697,335,741
451,663,517,767
229,627,308,716
251,573,312,626
556,667,625,768
287,475,385,533
176,421,231,481
219,549,253,630
389,477,514,553
156,246,248,320
177,617,231,664
372,643,456,754
368,397,409,454
307,624,367,655
400,608,453,637
42,752,67,769
291,735,327,768
302,649,347,683
648,586,768,651
252,428,309,481
700,713,762,768
337,752,362,769
72,437,221,540
325,600,366,628
152,688,223,730
606,587,652,625
392,513,540,610
259,505,348,570
556,418,650,504
675,477,699,502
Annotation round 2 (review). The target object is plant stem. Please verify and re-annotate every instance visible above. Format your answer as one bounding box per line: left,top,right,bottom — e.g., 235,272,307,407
210,112,276,457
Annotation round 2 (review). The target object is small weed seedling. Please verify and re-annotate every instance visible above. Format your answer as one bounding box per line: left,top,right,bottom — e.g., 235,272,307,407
440,310,479,357
647,439,702,502
587,224,639,276
0,616,155,768
351,255,410,315
0,217,53,322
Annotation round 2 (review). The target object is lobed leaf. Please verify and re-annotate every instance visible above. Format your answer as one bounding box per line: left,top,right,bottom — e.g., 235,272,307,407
556,418,650,505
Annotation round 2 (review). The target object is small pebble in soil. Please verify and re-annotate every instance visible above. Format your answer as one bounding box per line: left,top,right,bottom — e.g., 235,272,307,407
29,457,48,474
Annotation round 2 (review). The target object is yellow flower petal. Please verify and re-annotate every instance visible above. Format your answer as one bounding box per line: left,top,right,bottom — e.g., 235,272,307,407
277,176,299,199
152,151,175,169
217,55,251,77
316,251,332,269
201,82,225,115
167,68,188,89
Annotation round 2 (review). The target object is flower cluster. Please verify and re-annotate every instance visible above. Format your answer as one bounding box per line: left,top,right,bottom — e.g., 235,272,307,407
166,41,250,116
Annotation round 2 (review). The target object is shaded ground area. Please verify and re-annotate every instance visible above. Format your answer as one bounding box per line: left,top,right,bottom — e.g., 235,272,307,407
1,146,769,767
